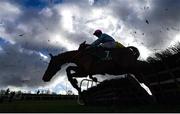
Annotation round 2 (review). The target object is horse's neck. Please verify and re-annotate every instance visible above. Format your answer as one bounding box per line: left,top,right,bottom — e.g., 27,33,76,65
56,50,79,64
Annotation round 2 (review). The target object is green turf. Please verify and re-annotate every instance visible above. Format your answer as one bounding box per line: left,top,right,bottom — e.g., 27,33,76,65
0,100,111,113
0,100,180,113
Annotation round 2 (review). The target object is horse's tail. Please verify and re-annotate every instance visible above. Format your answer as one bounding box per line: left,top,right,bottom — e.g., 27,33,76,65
127,46,140,59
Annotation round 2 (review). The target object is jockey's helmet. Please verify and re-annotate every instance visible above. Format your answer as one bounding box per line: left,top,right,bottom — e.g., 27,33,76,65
93,29,102,37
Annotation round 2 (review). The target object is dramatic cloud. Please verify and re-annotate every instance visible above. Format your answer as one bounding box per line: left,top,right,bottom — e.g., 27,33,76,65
0,40,47,86
0,0,180,94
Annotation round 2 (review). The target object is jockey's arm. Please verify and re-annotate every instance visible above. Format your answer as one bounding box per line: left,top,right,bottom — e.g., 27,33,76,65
90,38,102,47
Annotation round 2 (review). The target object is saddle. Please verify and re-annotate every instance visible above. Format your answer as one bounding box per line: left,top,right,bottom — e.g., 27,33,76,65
85,47,123,61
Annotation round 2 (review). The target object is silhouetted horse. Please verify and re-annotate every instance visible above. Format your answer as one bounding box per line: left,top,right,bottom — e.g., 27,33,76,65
42,41,147,93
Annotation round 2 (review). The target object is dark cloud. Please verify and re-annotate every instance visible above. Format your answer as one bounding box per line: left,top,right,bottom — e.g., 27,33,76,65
1,3,66,54
0,42,48,88
109,0,180,49
93,0,110,6
144,0,180,48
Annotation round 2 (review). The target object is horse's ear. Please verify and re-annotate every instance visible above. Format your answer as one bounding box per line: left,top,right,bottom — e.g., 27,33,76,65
82,41,86,44
49,53,54,58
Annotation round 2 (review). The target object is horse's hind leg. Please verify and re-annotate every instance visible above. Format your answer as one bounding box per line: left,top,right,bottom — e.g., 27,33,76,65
89,75,98,82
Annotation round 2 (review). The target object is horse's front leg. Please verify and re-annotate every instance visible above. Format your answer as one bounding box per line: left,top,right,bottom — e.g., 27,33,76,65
66,66,81,92
67,66,79,82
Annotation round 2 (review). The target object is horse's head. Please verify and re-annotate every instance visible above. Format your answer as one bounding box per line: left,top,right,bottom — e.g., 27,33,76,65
78,41,90,51
42,53,62,82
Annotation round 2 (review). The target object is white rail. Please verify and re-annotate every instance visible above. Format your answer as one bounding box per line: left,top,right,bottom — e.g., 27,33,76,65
77,79,100,105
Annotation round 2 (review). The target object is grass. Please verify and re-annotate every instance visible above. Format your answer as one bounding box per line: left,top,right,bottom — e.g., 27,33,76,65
0,100,113,113
0,100,180,113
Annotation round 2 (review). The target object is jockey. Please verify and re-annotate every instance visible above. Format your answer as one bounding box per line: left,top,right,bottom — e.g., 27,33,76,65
91,29,125,48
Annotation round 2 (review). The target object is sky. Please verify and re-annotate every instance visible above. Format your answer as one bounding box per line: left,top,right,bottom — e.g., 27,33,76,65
0,0,180,95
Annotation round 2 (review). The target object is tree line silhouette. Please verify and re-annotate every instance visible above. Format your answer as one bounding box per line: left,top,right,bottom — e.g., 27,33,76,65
0,88,76,103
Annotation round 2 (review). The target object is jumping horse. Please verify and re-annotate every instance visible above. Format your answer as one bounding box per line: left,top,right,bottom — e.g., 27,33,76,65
42,41,146,93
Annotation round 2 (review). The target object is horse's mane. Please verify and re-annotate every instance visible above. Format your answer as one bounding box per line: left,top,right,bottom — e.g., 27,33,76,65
56,50,78,57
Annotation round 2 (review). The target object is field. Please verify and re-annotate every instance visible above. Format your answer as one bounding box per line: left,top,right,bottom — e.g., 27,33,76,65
0,100,180,113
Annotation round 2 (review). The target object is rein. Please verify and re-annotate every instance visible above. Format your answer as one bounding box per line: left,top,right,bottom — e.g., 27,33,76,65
70,50,83,61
